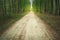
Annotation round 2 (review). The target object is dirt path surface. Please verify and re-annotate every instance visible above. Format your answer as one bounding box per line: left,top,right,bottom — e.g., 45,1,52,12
0,11,58,40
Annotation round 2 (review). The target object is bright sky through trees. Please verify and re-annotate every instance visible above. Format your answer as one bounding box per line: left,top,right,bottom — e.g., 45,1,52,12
30,0,33,8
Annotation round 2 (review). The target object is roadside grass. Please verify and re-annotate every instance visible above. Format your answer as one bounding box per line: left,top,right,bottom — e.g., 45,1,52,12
36,12,60,36
0,12,27,35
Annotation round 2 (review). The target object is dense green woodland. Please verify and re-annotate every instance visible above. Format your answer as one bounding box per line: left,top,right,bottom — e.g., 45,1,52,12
33,0,60,15
0,0,30,21
0,0,30,17
0,0,60,24
0,0,30,32
33,0,60,37
0,0,60,36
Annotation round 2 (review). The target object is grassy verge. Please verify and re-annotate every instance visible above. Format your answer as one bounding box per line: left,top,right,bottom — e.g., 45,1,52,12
36,12,60,36
0,12,27,35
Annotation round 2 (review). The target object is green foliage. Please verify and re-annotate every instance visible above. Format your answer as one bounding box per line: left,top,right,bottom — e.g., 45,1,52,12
33,0,60,16
0,0,30,32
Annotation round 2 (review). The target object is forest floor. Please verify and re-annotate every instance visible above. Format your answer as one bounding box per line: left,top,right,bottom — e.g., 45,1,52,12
36,12,60,40
0,11,59,40
0,12,27,35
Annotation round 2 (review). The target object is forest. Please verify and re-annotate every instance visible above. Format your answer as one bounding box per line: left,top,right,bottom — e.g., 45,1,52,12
0,0,30,34
33,0,60,38
33,0,60,15
0,0,60,39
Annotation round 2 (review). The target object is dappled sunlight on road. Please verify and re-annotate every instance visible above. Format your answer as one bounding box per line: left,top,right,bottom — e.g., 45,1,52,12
0,11,57,40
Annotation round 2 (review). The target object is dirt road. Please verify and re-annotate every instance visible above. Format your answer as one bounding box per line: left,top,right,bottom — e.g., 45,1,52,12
0,11,57,40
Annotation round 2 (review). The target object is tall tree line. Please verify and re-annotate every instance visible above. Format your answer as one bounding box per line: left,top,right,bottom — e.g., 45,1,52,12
0,0,27,19
34,0,60,16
